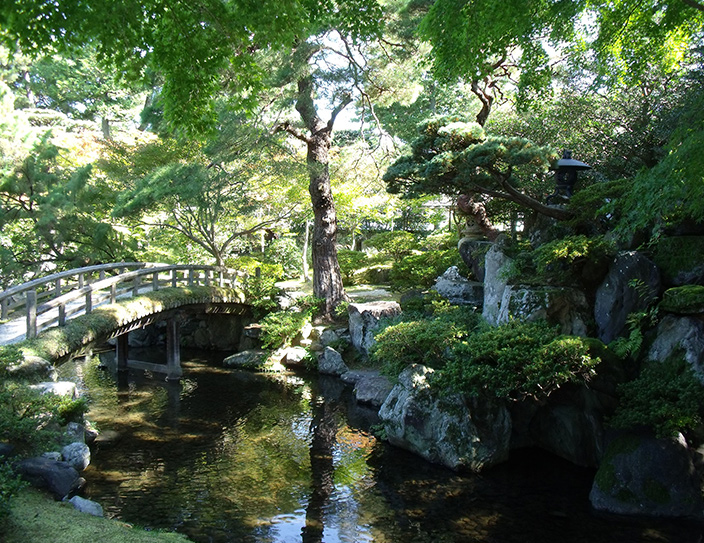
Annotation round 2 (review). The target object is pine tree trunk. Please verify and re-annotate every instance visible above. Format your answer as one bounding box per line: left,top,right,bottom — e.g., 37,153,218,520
306,132,344,316
294,73,346,317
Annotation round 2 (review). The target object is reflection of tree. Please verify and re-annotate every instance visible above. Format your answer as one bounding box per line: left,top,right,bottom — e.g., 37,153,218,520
302,393,338,543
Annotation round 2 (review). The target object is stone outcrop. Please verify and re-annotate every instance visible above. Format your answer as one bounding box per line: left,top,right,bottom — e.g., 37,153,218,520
317,347,349,376
590,433,704,519
482,244,513,326
17,457,85,500
458,239,493,281
348,301,401,357
431,266,483,306
67,495,104,517
282,346,308,367
647,315,704,384
496,285,590,336
352,371,393,408
7,355,57,382
222,350,268,370
61,442,91,471
594,251,660,344
378,365,511,472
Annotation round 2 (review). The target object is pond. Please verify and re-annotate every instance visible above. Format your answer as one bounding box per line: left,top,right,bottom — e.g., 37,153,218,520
62,349,702,543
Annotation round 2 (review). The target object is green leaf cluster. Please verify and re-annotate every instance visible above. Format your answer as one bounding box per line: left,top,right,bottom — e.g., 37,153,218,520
337,249,369,285
365,231,419,260
609,357,704,439
388,249,470,290
259,296,323,350
383,115,558,213
370,304,482,376
503,235,614,287
439,320,599,401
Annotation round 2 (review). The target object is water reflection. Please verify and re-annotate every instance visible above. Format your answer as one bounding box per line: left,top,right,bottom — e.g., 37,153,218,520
61,350,702,543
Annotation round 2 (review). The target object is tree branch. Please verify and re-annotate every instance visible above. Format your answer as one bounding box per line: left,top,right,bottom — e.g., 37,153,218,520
274,121,311,143
681,0,704,11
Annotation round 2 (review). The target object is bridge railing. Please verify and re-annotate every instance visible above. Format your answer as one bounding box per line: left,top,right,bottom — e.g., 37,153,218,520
0,263,244,340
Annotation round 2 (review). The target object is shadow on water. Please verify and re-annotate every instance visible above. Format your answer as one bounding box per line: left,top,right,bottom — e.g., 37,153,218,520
62,349,704,543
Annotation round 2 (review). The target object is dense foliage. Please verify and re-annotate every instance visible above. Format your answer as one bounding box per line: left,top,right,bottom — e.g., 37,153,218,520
439,321,599,401
370,302,482,376
609,357,704,439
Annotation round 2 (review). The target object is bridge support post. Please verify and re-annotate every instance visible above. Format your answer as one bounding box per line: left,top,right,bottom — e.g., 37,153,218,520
26,290,37,339
165,318,182,381
116,333,129,373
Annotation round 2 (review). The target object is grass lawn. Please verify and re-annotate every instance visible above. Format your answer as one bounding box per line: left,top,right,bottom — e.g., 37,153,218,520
4,488,192,543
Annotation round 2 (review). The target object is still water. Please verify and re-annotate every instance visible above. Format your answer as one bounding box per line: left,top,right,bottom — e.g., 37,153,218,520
63,350,702,543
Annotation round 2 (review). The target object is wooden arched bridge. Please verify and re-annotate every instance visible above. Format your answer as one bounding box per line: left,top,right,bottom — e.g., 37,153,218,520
0,263,253,380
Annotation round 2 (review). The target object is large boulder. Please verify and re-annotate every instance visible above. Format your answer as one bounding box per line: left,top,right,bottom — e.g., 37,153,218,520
17,457,85,500
317,347,349,376
348,301,401,357
223,349,268,370
590,434,704,519
61,442,91,471
378,365,511,472
352,371,393,408
647,315,704,384
482,244,514,326
594,251,660,344
496,286,590,336
7,355,57,382
431,266,484,306
458,239,493,281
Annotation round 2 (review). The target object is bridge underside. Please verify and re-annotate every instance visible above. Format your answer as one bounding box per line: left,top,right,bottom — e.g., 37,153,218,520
105,302,251,381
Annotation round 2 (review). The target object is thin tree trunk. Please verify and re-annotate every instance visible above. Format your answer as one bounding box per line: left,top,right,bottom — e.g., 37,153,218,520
302,220,310,282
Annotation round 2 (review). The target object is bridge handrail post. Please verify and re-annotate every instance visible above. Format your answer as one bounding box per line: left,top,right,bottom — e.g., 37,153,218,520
78,273,84,289
133,275,141,296
26,290,37,339
205,269,211,286
1,298,8,321
55,278,62,298
110,283,116,304
85,288,93,314
188,269,195,286
171,269,178,288
152,272,159,291
58,303,66,326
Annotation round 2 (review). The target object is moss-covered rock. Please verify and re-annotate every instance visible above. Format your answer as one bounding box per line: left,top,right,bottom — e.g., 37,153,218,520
660,285,704,315
652,236,704,287
590,433,704,519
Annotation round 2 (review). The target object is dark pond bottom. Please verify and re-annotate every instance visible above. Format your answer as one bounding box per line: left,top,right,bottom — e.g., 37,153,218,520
63,349,703,543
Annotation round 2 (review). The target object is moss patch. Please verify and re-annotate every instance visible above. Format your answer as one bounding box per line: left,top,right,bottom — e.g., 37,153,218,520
652,236,704,284
659,285,704,314
4,488,191,543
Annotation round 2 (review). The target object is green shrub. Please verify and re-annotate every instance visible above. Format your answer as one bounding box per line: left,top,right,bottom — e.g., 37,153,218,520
609,356,704,438
0,382,84,455
240,270,280,319
259,296,323,350
439,320,599,400
263,237,302,279
366,231,418,260
503,235,614,287
389,249,469,290
370,305,482,376
337,249,369,285
0,461,25,531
